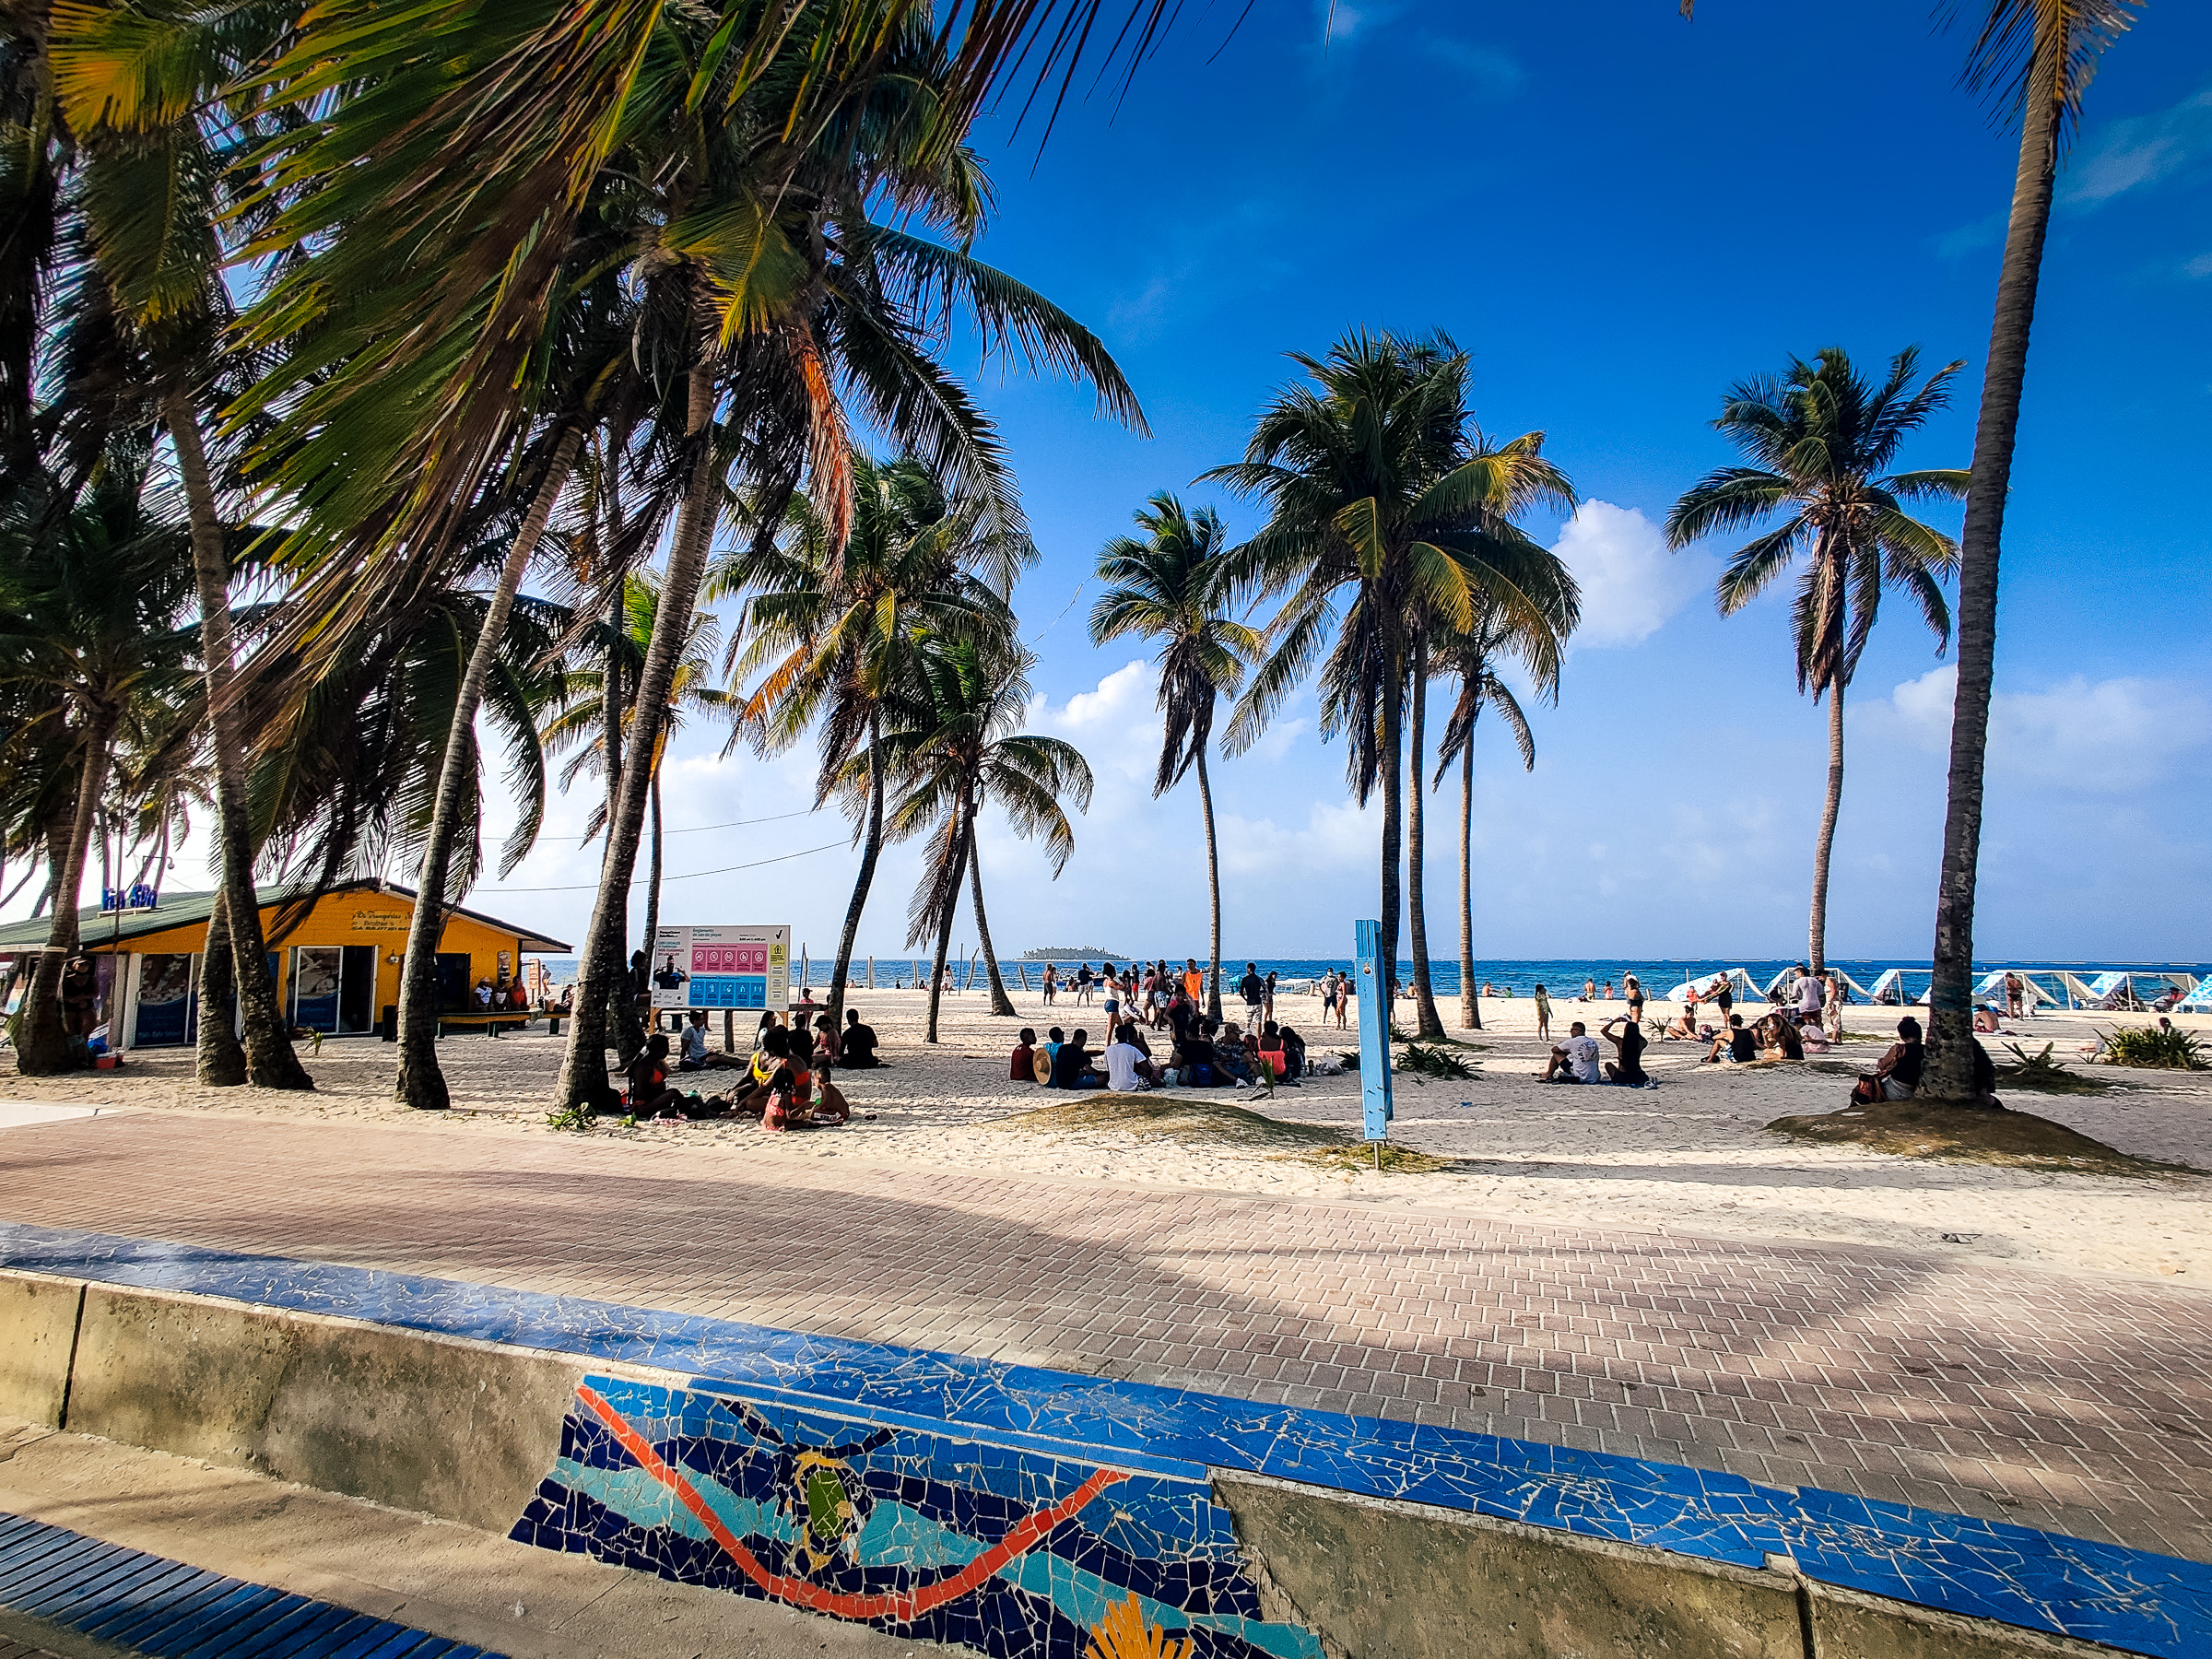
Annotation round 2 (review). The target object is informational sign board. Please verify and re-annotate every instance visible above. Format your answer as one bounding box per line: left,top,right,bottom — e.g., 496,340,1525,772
649,924,790,1011
1354,919,1394,1142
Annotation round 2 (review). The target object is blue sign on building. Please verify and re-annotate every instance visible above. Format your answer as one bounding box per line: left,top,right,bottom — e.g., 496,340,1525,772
1353,919,1393,1144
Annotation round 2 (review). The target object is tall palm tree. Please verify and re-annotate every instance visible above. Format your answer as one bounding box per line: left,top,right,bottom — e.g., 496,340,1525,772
1922,1,2136,1096
1401,433,1575,1038
715,453,1027,1023
1431,607,1542,1031
0,435,200,1072
540,574,735,974
1088,492,1258,1024
1666,347,1966,974
1209,331,1575,1029
873,639,1093,1043
45,0,312,1088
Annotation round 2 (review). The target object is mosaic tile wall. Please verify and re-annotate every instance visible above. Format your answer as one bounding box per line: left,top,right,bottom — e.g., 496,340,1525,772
5,1223,2207,1659
512,1375,1322,1658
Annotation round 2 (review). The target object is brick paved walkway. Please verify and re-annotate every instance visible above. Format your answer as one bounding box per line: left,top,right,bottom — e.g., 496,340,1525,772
2,1112,2206,1563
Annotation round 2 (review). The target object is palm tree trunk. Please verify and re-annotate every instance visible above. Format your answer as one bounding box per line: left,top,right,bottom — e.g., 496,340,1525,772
642,765,665,958
163,385,311,1090
1807,681,1845,976
968,836,1017,1016
558,362,719,1109
1194,740,1224,1023
924,813,971,1044
396,425,580,1111
1458,733,1480,1031
15,711,113,1074
1926,68,2060,1101
825,709,884,1030
1377,671,1405,1032
1406,643,1446,1040
194,889,246,1084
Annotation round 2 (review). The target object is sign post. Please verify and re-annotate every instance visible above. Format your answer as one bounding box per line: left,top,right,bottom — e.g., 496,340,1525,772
649,925,790,1013
1354,919,1394,1168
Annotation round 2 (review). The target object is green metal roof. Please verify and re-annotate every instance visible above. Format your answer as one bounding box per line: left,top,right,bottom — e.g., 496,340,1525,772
0,878,569,955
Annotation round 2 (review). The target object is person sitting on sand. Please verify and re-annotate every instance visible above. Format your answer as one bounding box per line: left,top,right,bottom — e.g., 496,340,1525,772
1171,1020,1223,1087
1664,999,1700,1041
1540,1021,1602,1084
1973,1003,2003,1033
1704,1015,1757,1065
1851,1018,1924,1105
1051,1027,1104,1089
1758,1014,1804,1061
1211,1021,1255,1087
1104,1022,1161,1091
1799,1019,1833,1054
1598,1015,1648,1086
1010,1027,1039,1082
679,1010,743,1071
840,1008,881,1067
1037,1027,1064,1084
1275,1023,1308,1081
627,1034,686,1116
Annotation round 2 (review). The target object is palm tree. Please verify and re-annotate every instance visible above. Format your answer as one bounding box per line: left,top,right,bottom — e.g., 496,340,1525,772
0,436,199,1072
1430,608,1542,1031
873,639,1093,1043
1209,331,1575,1029
1666,347,1966,974
715,453,1027,1023
1919,2,2136,1097
540,574,735,974
1088,493,1258,1024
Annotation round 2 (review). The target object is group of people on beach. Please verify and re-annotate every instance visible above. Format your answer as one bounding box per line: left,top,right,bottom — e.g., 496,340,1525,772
618,1005,883,1129
1010,970,1311,1094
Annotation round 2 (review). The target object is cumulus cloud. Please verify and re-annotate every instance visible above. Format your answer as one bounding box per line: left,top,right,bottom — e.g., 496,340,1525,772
2063,83,2212,206
1863,665,2211,794
1552,500,1700,649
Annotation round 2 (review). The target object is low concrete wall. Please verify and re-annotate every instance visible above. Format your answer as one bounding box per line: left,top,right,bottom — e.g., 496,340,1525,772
0,1270,82,1428
60,1281,585,1535
1216,1470,2116,1659
0,1268,2136,1659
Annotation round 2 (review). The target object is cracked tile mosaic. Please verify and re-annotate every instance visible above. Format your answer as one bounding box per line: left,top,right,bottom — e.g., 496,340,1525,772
3,1221,2206,1659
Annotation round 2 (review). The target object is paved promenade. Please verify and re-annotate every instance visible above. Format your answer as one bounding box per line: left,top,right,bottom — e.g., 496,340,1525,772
1,1111,2206,1565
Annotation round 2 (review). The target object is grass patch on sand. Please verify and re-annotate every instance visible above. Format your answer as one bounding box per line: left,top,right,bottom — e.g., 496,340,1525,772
1996,1041,2110,1095
997,1093,1459,1176
997,1093,1345,1149
1766,1101,2196,1178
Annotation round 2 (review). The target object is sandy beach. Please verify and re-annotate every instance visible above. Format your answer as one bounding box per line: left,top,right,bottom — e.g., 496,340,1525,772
5,989,2206,1287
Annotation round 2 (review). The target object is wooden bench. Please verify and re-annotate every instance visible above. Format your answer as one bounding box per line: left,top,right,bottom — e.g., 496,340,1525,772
433,1013,532,1039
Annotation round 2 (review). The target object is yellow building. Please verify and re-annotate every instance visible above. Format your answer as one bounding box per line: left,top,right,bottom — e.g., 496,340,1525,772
0,880,568,1048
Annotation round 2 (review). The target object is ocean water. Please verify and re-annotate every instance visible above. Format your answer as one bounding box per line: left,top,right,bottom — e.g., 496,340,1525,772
527,954,2206,1001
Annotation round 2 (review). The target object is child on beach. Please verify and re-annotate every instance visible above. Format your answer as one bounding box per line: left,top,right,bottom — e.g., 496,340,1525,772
1534,983,1552,1041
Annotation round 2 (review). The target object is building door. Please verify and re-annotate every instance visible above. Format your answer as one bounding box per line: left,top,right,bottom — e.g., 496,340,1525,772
435,952,472,1011
291,947,343,1031
338,946,375,1033
133,955,196,1047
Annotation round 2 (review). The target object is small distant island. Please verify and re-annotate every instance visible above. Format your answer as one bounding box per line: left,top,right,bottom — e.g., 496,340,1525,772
1020,947,1129,961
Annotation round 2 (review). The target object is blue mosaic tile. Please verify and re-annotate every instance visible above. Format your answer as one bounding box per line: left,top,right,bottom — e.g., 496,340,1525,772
3,1220,2206,1659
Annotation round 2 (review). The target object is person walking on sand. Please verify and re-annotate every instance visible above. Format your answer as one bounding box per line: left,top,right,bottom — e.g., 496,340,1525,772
1534,983,1552,1041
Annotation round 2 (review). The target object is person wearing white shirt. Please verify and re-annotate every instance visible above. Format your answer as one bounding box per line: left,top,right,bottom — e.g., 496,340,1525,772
1796,971,1825,1023
1539,1021,1603,1084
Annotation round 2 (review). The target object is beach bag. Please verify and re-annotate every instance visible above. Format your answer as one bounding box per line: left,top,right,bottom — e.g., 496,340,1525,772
1850,1075,1882,1106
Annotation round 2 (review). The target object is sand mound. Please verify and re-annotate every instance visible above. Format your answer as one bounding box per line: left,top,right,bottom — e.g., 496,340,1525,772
996,1093,1346,1148
1765,1100,2201,1178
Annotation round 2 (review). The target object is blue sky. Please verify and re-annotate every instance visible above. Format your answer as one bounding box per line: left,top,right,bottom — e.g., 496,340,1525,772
474,1,2212,966
39,3,2212,969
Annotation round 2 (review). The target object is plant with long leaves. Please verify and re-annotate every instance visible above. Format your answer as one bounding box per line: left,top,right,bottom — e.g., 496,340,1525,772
1088,492,1257,1023
1666,346,1965,975
868,637,1092,1043
715,450,1027,1020
1208,330,1577,1031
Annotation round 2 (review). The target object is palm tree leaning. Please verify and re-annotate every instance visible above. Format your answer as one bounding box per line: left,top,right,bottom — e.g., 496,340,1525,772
874,639,1094,1044
1211,331,1574,1032
1667,346,1966,975
718,453,1027,1025
1089,493,1258,1026
1921,1,2136,1098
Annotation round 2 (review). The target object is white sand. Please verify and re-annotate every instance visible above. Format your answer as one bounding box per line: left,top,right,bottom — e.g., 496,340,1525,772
6,989,2206,1286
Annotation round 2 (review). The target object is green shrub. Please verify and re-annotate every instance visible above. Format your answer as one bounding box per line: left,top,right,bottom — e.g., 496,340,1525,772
2100,1024,2206,1070
1396,1042,1475,1082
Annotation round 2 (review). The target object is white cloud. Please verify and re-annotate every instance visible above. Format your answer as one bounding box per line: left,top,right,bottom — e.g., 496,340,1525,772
1552,500,1700,649
2184,251,2212,280
1864,665,2211,794
2064,84,2212,206
1425,38,1525,94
